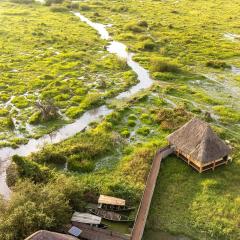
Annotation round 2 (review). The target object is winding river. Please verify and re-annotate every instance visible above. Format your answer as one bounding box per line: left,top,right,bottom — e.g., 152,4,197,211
0,12,154,199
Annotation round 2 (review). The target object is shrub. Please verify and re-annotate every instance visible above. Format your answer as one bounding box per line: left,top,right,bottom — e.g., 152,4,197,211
10,0,34,4
156,107,191,130
6,163,19,187
136,126,150,136
141,39,156,51
125,23,144,33
150,58,180,73
0,117,15,130
121,129,130,138
68,155,95,173
50,5,68,12
128,114,137,120
12,155,52,183
0,179,72,239
12,96,29,108
138,20,148,27
128,120,136,127
29,111,41,125
45,0,64,6
0,109,8,117
81,5,91,11
65,106,83,118
206,61,231,69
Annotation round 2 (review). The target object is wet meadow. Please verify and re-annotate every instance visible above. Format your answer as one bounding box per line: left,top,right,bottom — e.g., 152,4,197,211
0,0,239,239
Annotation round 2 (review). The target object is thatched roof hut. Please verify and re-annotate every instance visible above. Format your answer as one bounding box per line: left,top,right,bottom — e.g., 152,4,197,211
25,230,78,240
167,118,231,172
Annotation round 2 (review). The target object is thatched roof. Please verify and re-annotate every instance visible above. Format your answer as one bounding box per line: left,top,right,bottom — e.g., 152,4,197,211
25,230,78,240
98,195,125,206
167,118,231,164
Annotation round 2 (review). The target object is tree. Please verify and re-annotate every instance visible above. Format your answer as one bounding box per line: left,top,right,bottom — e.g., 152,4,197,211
0,180,71,240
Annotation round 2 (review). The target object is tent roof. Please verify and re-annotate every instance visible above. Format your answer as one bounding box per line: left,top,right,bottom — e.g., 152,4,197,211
167,118,231,164
98,195,126,206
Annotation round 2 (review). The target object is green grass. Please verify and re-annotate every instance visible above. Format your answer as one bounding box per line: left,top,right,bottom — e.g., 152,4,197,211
144,156,240,240
0,1,137,146
1,0,240,239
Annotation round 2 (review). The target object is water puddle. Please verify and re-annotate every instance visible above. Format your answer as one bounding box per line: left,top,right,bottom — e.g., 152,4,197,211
231,65,240,75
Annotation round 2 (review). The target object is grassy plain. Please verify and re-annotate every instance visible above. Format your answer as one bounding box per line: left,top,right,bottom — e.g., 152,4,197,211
0,0,240,240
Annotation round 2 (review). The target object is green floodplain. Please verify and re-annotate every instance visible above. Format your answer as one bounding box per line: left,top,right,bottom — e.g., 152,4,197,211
0,0,239,239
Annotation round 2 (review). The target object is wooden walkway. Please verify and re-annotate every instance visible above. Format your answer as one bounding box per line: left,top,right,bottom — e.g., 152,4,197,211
71,146,173,240
131,146,174,240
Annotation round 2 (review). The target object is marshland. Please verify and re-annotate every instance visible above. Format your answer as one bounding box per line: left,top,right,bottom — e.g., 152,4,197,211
0,0,239,240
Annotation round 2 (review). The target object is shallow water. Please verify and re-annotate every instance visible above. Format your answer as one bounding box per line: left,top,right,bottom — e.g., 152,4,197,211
0,12,154,199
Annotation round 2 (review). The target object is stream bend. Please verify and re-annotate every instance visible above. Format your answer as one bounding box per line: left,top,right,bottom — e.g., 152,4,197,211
0,12,154,199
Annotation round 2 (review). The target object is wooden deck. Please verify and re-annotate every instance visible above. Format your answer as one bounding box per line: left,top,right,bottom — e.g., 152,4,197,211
131,146,174,240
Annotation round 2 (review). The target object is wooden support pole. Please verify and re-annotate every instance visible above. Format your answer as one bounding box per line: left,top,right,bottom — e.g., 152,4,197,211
213,160,216,171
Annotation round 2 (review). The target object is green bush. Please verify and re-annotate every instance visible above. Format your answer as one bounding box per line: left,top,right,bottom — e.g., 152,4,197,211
0,179,73,239
12,155,52,183
206,60,230,69
29,111,41,125
121,129,130,138
128,120,136,127
45,0,64,6
138,20,148,27
12,96,29,108
10,0,34,4
50,5,68,12
136,126,150,136
125,23,144,33
141,39,156,51
150,58,180,73
68,155,95,173
81,5,91,11
0,109,8,117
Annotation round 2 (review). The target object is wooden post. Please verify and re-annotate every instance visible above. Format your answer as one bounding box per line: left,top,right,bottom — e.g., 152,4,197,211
225,156,228,165
213,160,216,171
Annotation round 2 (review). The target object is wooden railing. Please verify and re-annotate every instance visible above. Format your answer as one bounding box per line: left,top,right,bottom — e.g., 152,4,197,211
131,146,173,240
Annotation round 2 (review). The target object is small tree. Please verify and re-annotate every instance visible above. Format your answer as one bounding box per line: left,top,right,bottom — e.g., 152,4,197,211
35,100,59,121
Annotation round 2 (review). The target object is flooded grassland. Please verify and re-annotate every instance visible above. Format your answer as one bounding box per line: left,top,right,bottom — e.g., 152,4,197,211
0,0,239,239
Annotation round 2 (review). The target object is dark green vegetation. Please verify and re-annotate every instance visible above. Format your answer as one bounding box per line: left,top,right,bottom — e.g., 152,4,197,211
0,0,240,240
